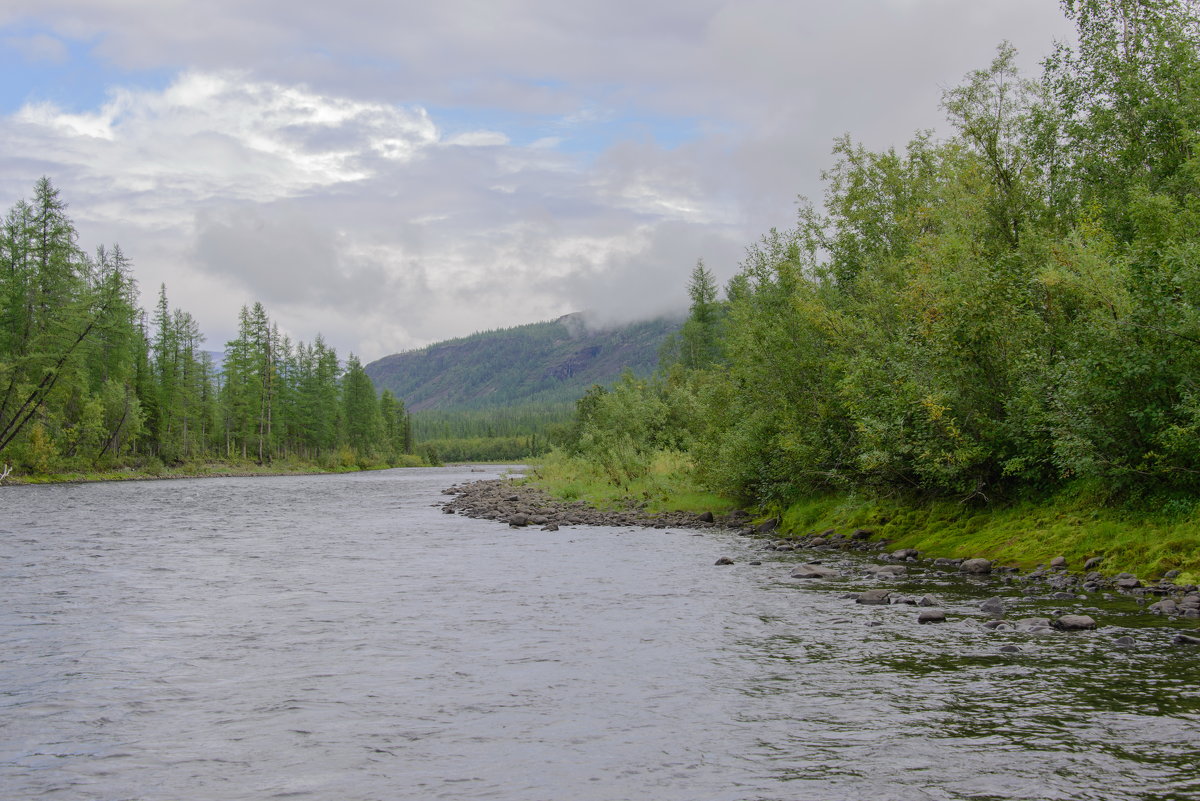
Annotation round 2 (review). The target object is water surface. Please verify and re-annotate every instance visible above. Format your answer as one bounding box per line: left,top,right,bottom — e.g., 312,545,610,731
2,467,1198,800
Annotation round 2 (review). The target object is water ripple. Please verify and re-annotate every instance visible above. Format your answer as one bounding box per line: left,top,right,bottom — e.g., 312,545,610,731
2,467,1199,800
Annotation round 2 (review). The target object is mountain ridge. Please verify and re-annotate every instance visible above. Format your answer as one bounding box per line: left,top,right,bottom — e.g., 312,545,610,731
364,313,682,411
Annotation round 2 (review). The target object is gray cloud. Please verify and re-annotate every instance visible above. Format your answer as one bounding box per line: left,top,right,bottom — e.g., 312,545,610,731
6,32,69,64
0,1,1076,359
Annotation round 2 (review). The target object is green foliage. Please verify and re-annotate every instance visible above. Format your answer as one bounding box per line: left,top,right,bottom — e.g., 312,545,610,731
677,259,724,370
558,2,1200,517
341,354,381,456
412,402,573,441
364,314,680,411
533,449,736,516
0,179,416,477
558,371,707,487
417,435,549,463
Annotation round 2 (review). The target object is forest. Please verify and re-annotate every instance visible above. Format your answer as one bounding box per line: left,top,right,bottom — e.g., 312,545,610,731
0,179,416,479
556,0,1200,521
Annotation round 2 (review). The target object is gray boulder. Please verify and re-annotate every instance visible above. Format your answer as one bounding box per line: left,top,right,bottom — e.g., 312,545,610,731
917,609,946,624
979,597,1006,615
856,589,893,605
1053,614,1097,631
1016,617,1052,630
791,564,841,579
1150,599,1179,616
961,558,993,574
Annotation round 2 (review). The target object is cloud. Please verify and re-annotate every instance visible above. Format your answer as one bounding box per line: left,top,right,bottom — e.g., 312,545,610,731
0,0,1077,360
6,32,69,64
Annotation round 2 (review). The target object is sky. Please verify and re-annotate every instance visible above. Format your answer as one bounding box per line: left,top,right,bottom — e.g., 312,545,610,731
0,0,1076,361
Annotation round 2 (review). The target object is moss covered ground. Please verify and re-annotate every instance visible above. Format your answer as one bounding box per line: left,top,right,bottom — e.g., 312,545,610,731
531,453,1200,584
777,491,1200,585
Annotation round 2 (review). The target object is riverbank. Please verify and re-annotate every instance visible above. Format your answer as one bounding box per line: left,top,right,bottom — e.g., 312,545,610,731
445,474,1200,641
440,476,741,530
522,455,1200,586
1,455,426,485
778,491,1200,586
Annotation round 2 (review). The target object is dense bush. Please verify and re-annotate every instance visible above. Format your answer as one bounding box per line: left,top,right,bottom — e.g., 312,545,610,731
567,1,1200,507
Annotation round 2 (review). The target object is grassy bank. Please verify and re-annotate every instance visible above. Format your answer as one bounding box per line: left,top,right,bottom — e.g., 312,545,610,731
529,451,736,516
3,454,427,485
778,491,1200,585
531,452,1200,584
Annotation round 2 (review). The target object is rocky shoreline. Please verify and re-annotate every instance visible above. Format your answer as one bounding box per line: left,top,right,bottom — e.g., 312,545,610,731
440,477,747,531
442,477,1200,646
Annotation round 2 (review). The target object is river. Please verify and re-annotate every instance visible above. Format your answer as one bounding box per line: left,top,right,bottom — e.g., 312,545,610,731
2,466,1199,800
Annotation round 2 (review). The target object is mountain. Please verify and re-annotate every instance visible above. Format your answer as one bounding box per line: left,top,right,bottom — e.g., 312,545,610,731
364,313,682,411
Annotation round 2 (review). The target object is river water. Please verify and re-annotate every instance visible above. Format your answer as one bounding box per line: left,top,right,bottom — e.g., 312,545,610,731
2,466,1199,801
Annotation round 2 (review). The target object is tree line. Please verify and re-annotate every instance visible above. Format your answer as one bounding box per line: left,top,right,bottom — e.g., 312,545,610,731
561,0,1200,512
0,178,413,476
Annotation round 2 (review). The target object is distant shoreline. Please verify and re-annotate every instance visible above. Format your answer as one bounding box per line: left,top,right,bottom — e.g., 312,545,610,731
1,463,392,487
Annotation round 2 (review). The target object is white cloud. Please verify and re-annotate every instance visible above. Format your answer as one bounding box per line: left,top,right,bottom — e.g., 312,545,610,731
0,0,1078,360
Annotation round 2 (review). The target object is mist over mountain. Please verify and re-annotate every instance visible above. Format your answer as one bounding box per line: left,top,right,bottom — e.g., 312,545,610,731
364,312,681,411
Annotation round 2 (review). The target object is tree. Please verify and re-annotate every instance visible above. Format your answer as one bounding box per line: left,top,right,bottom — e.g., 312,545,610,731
379,389,412,461
341,354,380,459
678,259,724,370
0,179,122,462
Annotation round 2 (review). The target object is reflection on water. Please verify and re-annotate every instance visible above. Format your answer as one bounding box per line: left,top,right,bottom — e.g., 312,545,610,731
2,467,1199,801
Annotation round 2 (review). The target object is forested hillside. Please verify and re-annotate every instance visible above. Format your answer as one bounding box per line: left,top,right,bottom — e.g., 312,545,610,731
363,314,681,463
0,179,415,478
364,314,680,411
556,1,1200,519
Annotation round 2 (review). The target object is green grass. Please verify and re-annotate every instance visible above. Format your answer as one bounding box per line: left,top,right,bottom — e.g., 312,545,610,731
777,490,1200,584
529,450,736,516
531,448,1200,582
